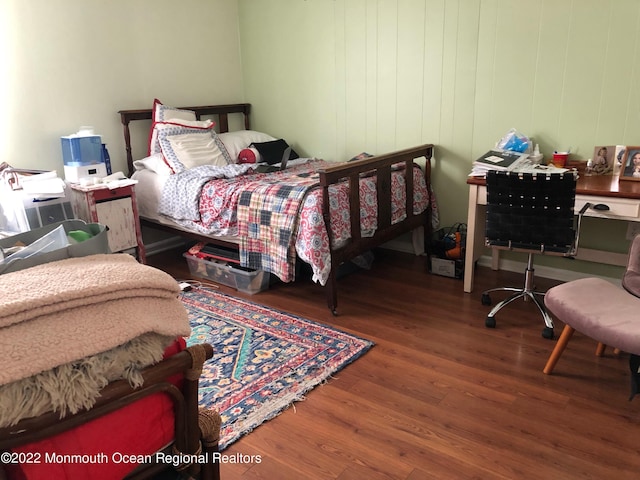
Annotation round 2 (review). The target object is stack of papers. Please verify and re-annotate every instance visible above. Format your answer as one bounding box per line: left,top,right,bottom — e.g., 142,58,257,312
470,150,528,177
19,171,66,199
469,150,569,177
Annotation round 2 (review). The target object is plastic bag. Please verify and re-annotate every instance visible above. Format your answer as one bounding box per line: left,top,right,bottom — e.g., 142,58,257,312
496,128,532,154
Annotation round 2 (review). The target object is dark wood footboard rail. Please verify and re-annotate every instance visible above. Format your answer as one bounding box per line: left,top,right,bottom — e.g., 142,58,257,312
318,144,434,314
0,343,219,480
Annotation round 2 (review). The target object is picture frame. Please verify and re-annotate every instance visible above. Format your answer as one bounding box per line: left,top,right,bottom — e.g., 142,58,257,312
590,145,616,175
620,146,640,181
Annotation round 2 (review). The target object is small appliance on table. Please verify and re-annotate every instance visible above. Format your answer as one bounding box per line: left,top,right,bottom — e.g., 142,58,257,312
61,126,111,182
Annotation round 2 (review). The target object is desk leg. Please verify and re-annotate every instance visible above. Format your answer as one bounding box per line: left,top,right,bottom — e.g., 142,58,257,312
464,184,486,293
491,248,500,270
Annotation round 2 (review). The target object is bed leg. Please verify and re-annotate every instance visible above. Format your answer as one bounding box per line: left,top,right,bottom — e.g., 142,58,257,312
326,269,338,316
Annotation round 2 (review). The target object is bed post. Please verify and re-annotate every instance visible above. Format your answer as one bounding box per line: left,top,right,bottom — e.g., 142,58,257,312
424,146,434,251
120,114,134,176
320,182,339,315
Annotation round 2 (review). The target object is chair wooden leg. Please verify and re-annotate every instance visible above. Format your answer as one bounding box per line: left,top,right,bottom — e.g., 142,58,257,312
543,325,575,375
595,343,622,357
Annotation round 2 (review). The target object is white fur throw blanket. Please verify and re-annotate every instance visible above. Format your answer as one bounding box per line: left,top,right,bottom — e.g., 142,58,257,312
0,254,191,426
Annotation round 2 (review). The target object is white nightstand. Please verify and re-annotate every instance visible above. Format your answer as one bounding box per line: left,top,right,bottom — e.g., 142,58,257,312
69,183,146,263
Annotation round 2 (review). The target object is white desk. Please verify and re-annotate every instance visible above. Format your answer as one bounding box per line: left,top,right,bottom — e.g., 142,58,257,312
464,166,640,293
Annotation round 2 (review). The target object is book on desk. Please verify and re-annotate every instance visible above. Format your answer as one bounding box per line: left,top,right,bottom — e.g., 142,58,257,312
470,150,568,177
474,150,527,170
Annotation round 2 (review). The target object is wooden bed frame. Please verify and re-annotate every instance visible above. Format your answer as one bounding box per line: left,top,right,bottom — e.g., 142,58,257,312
119,103,434,314
0,343,220,480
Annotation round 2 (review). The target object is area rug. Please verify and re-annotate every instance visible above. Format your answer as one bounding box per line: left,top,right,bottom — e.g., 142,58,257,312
181,287,374,450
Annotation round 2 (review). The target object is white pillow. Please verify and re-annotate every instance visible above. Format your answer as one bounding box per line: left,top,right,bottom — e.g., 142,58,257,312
165,133,228,169
157,125,231,173
218,130,276,162
152,98,196,123
149,119,214,156
133,152,173,176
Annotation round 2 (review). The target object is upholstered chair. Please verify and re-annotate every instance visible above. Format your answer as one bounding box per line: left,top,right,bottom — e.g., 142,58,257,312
543,234,640,375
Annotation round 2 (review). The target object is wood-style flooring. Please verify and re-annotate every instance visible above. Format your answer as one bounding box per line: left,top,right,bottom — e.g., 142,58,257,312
148,247,640,480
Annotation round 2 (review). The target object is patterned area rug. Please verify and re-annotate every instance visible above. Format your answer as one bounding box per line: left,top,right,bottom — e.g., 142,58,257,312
181,287,374,450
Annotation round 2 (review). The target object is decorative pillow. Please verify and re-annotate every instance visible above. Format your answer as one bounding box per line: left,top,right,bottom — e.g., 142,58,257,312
150,119,216,157
165,133,228,170
157,124,232,173
238,147,261,164
132,152,173,176
251,139,299,165
153,98,196,123
217,130,276,162
148,99,198,155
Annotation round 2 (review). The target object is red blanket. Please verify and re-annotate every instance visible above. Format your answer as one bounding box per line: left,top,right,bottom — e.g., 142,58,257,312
5,338,186,480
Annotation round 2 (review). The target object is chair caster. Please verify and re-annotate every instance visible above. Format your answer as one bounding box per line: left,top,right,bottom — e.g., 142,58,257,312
481,293,492,306
485,316,496,328
542,327,554,339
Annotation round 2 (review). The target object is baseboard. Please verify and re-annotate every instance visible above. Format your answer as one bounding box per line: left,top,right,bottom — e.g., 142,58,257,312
477,255,621,286
145,237,621,287
380,238,415,254
144,237,186,257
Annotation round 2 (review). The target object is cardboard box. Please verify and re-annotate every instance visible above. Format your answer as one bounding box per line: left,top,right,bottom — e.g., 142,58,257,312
429,255,464,279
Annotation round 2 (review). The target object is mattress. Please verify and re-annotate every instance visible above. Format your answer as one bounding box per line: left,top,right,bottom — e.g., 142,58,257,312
132,168,240,244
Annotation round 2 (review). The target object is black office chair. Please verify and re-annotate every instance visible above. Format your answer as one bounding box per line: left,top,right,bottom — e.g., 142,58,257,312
481,170,588,339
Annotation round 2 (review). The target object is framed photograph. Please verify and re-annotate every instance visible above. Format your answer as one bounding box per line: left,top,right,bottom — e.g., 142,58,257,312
590,145,616,175
620,146,640,181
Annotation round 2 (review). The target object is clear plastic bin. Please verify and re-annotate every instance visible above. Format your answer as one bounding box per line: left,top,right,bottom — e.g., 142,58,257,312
184,253,270,294
0,220,110,275
2,224,69,262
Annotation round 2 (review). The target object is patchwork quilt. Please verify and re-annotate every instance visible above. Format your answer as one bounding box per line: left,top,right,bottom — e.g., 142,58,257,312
159,160,430,285
237,174,320,282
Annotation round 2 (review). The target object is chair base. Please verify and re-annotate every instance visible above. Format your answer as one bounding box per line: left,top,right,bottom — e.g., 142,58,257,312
481,252,555,339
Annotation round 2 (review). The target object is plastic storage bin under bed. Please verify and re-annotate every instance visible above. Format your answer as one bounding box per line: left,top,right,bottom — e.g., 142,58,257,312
184,253,270,295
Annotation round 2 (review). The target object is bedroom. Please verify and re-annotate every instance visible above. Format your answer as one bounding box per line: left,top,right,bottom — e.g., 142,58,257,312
2,0,640,478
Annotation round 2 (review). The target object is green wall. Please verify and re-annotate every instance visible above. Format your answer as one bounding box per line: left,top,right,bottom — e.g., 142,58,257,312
0,0,244,175
238,0,640,276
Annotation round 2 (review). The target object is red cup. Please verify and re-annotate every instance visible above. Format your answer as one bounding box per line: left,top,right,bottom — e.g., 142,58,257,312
552,152,569,167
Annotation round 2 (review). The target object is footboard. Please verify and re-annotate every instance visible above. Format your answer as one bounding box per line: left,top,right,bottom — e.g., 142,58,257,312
318,144,434,314
0,343,220,480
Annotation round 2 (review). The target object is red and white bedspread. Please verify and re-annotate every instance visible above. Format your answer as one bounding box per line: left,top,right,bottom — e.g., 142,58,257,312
161,160,430,285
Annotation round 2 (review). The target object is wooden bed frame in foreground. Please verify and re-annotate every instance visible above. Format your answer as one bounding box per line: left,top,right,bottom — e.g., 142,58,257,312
0,343,220,480
119,104,434,314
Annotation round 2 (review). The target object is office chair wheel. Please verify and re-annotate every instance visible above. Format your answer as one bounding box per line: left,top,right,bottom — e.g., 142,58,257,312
481,293,492,306
542,326,554,339
485,316,496,328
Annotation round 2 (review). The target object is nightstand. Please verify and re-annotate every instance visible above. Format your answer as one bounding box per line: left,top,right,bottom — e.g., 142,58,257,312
69,183,146,263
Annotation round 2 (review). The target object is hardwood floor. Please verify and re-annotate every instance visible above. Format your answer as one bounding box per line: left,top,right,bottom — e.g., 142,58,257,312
148,248,640,480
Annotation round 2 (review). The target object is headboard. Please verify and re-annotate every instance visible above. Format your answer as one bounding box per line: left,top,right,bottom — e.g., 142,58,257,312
118,103,252,176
